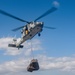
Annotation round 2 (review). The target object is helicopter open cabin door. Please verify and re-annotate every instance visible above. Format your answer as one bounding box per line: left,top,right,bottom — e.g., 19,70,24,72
23,22,43,38
19,22,44,44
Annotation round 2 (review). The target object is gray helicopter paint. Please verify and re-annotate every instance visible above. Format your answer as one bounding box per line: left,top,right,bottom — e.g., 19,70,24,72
16,24,43,47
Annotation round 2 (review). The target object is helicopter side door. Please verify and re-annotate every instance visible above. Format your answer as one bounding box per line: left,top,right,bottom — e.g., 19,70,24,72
23,25,42,40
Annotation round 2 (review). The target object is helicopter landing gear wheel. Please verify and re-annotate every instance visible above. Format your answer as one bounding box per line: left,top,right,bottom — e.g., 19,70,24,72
38,33,41,36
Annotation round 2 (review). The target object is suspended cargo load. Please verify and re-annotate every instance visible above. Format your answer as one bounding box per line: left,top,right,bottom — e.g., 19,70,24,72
27,59,39,72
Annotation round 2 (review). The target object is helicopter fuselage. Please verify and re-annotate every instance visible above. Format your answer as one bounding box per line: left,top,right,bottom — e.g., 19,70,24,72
6,6,57,49
8,22,44,48
16,22,43,47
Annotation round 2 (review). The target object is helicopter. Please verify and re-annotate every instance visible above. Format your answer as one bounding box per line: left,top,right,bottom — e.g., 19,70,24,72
0,7,57,49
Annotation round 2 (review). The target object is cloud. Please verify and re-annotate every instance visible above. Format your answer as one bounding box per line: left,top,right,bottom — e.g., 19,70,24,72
0,55,75,75
1,37,75,75
24,39,42,56
0,37,42,56
0,37,23,55
38,55,75,71
0,58,29,75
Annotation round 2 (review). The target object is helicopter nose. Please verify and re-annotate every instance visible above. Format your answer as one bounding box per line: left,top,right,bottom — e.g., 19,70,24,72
40,22,44,27
36,22,44,26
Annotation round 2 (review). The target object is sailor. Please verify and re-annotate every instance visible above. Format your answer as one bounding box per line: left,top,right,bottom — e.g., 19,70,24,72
21,26,29,38
25,27,29,35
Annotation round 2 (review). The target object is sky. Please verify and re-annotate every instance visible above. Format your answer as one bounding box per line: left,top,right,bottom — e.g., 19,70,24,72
0,0,75,75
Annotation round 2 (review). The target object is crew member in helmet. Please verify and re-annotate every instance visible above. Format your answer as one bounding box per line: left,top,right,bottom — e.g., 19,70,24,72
21,25,29,38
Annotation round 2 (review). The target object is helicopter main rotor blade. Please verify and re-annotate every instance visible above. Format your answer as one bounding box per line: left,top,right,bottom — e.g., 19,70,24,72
34,7,57,22
44,26,56,29
12,26,24,31
0,9,30,23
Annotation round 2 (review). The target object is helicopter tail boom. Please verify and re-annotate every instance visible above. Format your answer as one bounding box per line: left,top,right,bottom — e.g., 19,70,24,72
8,44,23,49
